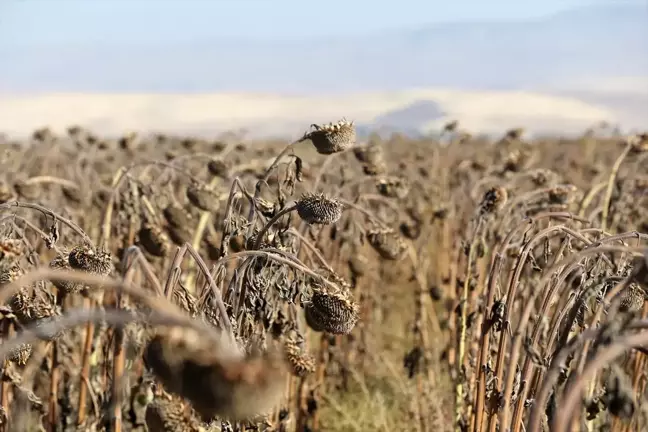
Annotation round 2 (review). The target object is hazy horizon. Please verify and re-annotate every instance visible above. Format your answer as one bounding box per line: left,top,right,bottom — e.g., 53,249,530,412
0,0,646,137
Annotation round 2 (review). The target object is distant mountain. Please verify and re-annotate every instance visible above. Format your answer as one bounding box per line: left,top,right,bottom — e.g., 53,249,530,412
0,88,629,139
1,3,646,93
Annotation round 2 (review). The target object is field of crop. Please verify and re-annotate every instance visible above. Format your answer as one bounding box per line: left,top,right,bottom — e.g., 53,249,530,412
0,120,647,432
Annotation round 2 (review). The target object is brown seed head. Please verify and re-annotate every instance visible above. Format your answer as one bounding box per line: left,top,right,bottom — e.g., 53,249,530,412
203,236,222,260
479,186,508,215
166,225,192,247
629,133,648,154
618,283,646,313
528,169,559,187
376,176,410,199
630,253,648,290
353,142,384,165
305,287,359,335
602,364,636,419
66,125,84,137
0,239,24,265
362,161,387,176
548,185,578,205
163,205,190,228
68,244,113,276
366,227,407,261
145,393,203,432
504,127,525,141
295,193,344,225
229,235,246,253
443,120,459,133
49,251,84,295
118,132,138,150
256,198,277,219
138,222,171,257
8,282,62,341
283,339,316,377
186,184,219,212
7,343,32,366
207,159,230,178
303,119,356,155
502,149,530,172
0,263,24,285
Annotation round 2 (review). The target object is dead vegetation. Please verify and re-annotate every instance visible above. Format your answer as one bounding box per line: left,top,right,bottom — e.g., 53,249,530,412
0,120,647,432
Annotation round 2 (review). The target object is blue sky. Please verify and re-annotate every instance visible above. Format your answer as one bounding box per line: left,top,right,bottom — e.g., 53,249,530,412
0,0,624,45
0,0,644,94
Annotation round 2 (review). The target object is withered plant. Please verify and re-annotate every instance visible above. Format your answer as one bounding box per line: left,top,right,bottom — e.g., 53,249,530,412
0,121,647,432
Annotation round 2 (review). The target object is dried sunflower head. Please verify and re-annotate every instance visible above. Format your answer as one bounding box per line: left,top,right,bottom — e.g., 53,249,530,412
376,176,410,199
163,205,190,228
145,393,203,432
203,236,222,260
502,149,530,172
302,119,356,155
283,339,315,378
504,127,525,141
630,253,648,289
166,225,192,247
443,120,459,133
602,364,636,419
366,227,407,261
186,184,220,212
629,133,648,154
256,198,277,219
362,161,387,176
547,185,578,205
68,244,113,276
32,126,54,142
305,285,359,335
207,159,230,178
138,222,171,257
0,263,24,285
0,239,24,266
7,343,32,366
354,143,380,163
49,251,84,295
295,193,344,225
618,283,646,313
478,186,508,215
528,169,559,187
8,283,63,341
